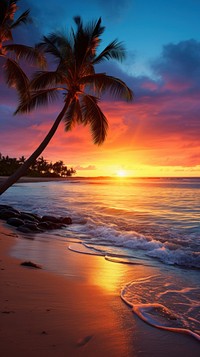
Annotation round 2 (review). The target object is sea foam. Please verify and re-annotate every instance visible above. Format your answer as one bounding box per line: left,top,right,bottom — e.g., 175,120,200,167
121,275,200,341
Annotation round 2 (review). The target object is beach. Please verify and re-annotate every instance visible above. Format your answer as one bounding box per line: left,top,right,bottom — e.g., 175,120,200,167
1,220,200,357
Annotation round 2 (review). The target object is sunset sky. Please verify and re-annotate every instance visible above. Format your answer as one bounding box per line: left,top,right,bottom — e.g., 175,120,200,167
1,0,200,177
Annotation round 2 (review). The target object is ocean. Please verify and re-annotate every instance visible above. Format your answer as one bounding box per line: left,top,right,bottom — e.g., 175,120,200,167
1,177,200,341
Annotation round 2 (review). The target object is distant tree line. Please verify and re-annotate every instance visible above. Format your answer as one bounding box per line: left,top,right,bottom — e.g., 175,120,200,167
0,154,76,178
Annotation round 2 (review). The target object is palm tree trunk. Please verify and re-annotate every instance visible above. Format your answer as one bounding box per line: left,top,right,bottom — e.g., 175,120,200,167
0,99,71,196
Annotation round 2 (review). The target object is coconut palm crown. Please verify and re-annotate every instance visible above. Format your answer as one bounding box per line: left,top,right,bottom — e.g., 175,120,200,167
17,16,133,144
0,16,133,195
0,0,46,98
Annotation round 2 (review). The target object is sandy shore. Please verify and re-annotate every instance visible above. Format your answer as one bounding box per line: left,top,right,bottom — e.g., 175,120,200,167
0,223,200,357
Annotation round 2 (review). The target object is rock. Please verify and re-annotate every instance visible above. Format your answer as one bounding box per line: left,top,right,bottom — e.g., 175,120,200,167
41,215,60,223
53,222,66,229
0,206,20,214
20,212,41,221
0,204,73,233
0,204,14,211
0,210,20,220
22,222,42,232
17,226,33,233
30,213,42,221
61,216,72,224
7,217,24,227
38,222,51,230
19,213,39,222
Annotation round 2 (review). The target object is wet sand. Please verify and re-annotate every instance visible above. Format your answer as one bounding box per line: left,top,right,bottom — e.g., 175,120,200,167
0,222,200,357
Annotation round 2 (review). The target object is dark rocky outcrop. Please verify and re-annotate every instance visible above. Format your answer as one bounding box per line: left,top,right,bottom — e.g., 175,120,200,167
0,204,16,210
19,213,40,222
41,215,61,223
7,217,25,227
17,226,33,233
0,210,20,220
0,204,72,233
21,222,43,232
61,216,72,224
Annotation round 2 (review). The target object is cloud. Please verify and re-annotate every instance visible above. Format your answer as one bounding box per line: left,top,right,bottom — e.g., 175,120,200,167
151,39,200,91
75,165,96,170
1,33,200,171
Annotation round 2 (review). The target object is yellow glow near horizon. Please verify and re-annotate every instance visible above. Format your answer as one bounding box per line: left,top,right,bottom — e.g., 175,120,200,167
116,170,127,177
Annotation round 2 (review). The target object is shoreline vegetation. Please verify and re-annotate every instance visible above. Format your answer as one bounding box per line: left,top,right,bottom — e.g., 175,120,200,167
1,223,200,356
0,154,76,178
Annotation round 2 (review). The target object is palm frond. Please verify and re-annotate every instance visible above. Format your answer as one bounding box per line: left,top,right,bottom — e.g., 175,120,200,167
30,70,65,90
0,27,13,43
38,35,62,61
73,19,90,63
4,58,29,95
80,73,133,101
0,0,8,26
93,40,126,64
84,17,104,49
10,10,31,29
73,16,83,31
81,94,108,145
91,17,104,39
64,98,83,131
5,1,18,21
47,32,74,67
15,88,60,114
50,32,72,52
3,44,46,68
74,16,104,43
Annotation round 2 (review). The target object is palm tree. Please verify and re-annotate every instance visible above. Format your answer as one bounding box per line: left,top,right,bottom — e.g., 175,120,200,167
0,0,46,99
0,16,133,195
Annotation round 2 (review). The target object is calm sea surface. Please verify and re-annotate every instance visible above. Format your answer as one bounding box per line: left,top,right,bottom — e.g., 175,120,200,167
1,177,200,340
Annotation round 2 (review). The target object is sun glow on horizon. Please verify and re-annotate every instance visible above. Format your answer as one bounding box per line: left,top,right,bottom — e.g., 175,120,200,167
116,169,127,177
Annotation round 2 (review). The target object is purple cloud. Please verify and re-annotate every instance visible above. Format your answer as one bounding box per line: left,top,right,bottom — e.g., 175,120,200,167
151,39,200,91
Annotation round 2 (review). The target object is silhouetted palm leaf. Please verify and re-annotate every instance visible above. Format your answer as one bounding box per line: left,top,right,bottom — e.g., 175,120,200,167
93,40,126,64
3,44,46,67
10,10,31,29
38,35,64,61
73,17,104,73
30,71,65,89
4,58,29,95
0,1,30,42
80,73,133,101
16,88,60,114
0,0,46,96
64,98,83,131
81,94,108,145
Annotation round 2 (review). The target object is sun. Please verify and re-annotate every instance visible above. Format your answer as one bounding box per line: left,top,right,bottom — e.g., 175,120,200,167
116,170,127,177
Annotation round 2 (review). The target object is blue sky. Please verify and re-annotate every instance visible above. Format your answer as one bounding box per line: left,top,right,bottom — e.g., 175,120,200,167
20,0,200,77
1,0,200,176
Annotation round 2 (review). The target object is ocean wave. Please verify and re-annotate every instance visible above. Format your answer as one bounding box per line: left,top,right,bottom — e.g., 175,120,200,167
146,247,200,268
73,221,200,269
1,180,200,270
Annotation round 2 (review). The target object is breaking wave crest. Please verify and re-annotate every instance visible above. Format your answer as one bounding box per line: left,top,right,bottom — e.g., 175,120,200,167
66,220,200,269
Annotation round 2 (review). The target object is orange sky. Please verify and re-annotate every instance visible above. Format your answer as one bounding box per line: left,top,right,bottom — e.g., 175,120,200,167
1,96,200,178
1,2,200,177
